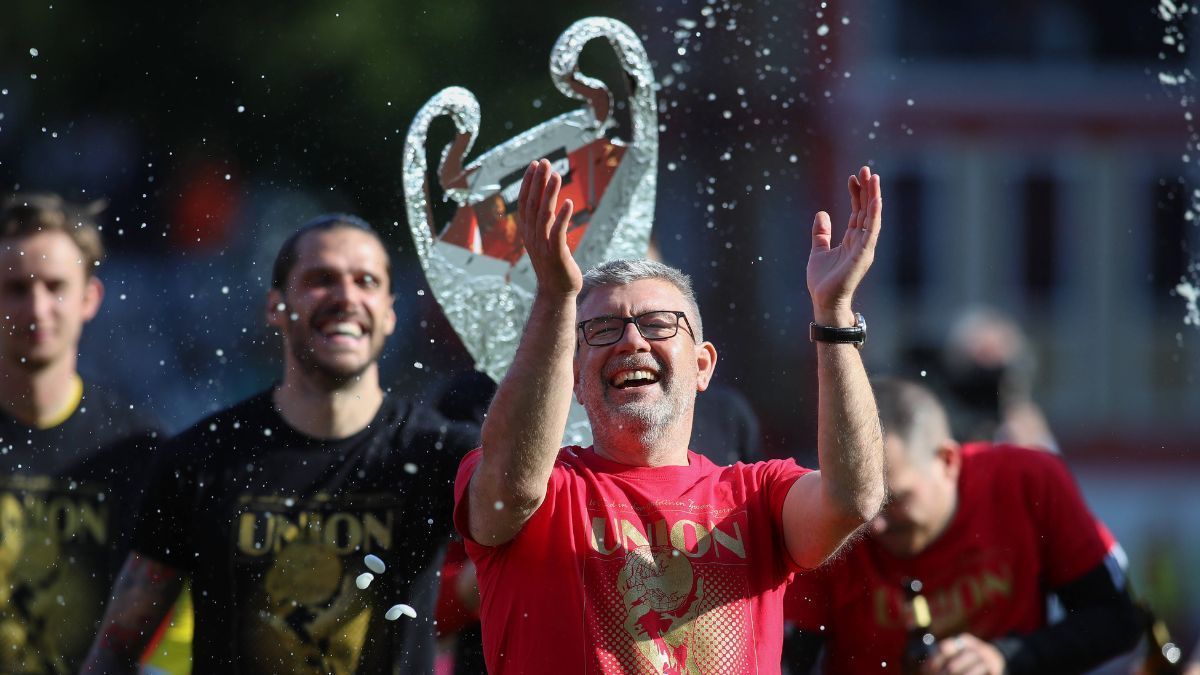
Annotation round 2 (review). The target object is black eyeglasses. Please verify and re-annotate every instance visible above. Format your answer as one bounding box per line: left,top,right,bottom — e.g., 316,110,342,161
577,310,695,347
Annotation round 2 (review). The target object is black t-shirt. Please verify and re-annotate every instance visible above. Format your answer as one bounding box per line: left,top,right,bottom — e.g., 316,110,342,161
132,388,478,675
0,382,160,675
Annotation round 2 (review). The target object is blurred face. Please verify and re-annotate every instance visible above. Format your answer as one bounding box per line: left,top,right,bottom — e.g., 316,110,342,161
0,231,102,372
572,278,715,439
870,435,959,557
267,227,396,388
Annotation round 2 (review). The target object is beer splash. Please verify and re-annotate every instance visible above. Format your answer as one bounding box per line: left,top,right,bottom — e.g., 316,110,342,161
353,553,418,621
1157,0,1200,328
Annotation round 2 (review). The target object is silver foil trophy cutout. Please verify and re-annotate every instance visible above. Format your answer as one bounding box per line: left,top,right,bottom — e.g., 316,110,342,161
403,17,657,446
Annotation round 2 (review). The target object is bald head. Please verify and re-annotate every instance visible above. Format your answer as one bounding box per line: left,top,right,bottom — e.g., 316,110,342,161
872,377,953,466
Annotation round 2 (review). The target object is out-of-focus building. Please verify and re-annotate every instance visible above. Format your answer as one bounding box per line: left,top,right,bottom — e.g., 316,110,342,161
819,0,1200,645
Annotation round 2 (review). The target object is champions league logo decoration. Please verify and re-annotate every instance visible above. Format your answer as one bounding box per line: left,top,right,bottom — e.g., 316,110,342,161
403,17,658,445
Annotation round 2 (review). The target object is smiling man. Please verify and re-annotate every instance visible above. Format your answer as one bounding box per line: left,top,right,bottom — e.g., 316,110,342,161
0,193,160,674
84,214,477,674
452,160,887,673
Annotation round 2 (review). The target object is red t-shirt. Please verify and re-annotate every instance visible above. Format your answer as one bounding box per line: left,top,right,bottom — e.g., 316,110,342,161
784,443,1116,674
454,446,811,674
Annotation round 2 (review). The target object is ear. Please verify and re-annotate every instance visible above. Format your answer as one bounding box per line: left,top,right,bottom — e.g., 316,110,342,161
935,440,963,482
80,276,104,322
381,291,397,338
265,289,286,330
694,341,718,392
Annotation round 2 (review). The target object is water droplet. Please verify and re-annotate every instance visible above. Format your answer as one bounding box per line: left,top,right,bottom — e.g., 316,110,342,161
816,24,830,37
385,604,417,621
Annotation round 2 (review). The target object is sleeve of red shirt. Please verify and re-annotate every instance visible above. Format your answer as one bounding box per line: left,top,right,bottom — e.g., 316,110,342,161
452,447,484,545
759,458,814,572
452,447,566,556
1016,447,1115,588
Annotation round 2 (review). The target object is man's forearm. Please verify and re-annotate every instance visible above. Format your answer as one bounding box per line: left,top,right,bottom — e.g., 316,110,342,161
993,563,1142,675
472,291,578,540
814,314,885,523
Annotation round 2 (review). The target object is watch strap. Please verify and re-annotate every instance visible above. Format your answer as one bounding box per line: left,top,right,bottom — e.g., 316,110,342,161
809,312,866,347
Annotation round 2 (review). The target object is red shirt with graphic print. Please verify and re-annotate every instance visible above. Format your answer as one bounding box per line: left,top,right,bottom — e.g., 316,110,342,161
454,445,810,674
784,443,1117,675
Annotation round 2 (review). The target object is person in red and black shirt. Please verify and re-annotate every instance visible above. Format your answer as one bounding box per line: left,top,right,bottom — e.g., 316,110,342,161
784,377,1141,675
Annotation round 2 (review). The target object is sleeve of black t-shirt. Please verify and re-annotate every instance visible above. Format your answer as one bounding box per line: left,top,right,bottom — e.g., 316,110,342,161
128,436,199,571
992,559,1142,674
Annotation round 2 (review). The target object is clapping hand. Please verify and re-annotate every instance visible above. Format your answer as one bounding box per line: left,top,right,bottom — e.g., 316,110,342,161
807,166,882,325
517,159,579,296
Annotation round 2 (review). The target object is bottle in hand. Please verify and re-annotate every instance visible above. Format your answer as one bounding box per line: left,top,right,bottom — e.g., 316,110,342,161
902,578,937,675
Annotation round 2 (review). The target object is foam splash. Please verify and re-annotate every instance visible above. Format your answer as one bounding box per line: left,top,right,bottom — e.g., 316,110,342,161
1177,279,1200,326
385,604,418,621
1157,1,1200,329
363,554,386,574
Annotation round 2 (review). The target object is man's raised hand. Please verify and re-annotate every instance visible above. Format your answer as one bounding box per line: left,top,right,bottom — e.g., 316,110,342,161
807,166,882,325
517,159,580,296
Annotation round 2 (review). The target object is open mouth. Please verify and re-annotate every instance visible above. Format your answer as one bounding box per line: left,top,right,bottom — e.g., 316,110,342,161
315,318,368,343
609,369,660,389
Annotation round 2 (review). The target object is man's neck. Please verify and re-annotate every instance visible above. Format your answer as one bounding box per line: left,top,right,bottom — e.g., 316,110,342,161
0,357,83,428
273,367,384,440
591,417,693,468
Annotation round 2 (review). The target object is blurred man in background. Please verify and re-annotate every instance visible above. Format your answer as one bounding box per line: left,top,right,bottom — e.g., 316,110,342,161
940,306,1058,452
0,193,160,674
785,377,1140,675
84,214,477,673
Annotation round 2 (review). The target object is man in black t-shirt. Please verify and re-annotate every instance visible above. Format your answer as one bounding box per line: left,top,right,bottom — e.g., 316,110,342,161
84,215,477,674
0,193,159,674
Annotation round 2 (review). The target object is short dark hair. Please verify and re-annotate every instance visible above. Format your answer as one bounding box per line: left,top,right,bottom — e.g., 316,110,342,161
0,193,106,275
872,377,952,464
270,213,391,291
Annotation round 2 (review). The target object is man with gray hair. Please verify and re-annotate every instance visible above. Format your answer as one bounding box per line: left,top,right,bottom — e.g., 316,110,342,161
453,158,887,672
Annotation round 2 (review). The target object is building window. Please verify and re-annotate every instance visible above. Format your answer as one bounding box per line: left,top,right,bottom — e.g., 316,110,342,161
1022,174,1058,296
893,172,925,291
893,0,1177,65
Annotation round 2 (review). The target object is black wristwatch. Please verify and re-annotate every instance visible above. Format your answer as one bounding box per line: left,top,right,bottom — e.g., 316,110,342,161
809,312,867,349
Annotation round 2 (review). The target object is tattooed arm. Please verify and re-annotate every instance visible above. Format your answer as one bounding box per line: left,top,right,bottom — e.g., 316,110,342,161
82,552,185,673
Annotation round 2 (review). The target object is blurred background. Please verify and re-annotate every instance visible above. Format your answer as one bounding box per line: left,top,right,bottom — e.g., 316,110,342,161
2,0,1197,658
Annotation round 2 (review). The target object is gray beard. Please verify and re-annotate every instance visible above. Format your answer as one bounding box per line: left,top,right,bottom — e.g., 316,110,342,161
583,380,691,450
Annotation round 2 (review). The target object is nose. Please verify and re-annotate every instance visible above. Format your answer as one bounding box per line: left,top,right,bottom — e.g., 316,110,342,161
611,319,651,353
327,276,358,305
26,282,56,321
